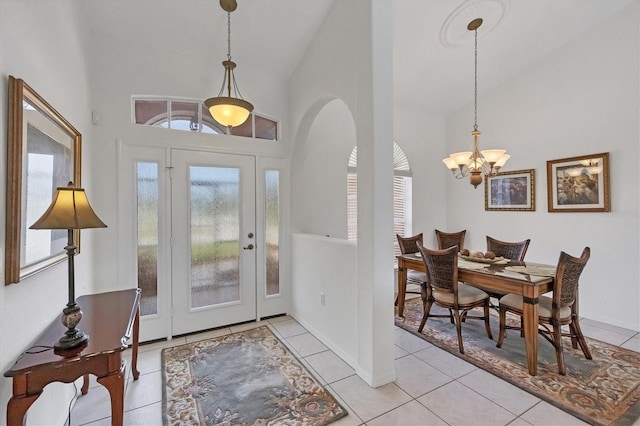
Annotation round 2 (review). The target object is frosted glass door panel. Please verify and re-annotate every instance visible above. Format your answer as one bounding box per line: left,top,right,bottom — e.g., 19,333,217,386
190,166,240,308
265,170,280,296
137,162,159,316
171,150,256,335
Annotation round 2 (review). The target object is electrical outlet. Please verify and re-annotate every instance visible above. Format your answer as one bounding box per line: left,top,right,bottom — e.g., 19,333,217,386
320,292,325,305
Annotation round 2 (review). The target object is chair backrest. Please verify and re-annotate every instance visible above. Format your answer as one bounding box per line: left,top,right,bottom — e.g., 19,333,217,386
553,247,590,309
396,233,423,254
417,242,458,293
486,236,531,261
435,229,466,251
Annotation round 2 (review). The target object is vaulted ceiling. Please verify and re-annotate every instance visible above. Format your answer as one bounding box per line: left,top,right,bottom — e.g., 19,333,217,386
79,0,635,115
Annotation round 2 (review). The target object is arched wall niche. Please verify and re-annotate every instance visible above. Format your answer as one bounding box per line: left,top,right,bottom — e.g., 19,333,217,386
291,97,356,238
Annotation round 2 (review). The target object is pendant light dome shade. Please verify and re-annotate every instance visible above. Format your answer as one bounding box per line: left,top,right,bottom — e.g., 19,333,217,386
205,95,253,128
204,0,254,128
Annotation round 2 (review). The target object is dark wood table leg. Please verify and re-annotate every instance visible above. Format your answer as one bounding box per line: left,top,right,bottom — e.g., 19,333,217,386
97,363,126,426
131,306,140,380
522,291,540,376
6,393,40,426
81,373,90,395
397,264,407,317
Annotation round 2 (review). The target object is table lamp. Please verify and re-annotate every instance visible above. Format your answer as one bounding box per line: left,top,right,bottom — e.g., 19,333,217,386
30,182,107,350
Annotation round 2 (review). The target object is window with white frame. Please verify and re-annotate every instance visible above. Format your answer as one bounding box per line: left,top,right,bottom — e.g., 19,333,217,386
347,142,413,262
132,97,278,140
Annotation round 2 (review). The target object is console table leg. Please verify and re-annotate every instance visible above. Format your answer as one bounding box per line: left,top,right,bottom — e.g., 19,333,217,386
81,373,90,395
97,365,125,426
131,306,140,380
7,393,40,426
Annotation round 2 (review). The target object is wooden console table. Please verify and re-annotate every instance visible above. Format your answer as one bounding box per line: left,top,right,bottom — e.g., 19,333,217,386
4,289,141,426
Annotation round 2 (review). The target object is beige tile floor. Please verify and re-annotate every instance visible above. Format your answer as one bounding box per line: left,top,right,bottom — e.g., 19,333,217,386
67,311,640,426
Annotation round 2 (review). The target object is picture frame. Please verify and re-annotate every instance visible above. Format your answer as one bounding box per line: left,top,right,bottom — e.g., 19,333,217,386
485,169,535,211
5,76,82,285
546,152,610,213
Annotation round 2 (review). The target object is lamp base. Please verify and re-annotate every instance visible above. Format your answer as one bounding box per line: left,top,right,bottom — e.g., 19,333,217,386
54,303,90,350
54,330,89,350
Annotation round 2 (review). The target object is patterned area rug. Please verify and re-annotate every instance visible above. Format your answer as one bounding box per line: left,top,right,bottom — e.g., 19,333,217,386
162,326,347,425
396,298,640,426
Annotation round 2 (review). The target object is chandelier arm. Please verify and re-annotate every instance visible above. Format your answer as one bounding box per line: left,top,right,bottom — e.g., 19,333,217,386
231,71,245,100
452,165,470,179
217,67,229,98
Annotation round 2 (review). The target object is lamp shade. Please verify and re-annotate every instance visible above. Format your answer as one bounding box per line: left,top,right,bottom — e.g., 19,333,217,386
205,96,253,128
442,157,459,170
494,154,510,168
480,149,506,163
449,151,472,166
30,183,107,230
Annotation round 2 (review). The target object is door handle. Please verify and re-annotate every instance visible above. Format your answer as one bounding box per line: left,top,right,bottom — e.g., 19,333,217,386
243,244,254,250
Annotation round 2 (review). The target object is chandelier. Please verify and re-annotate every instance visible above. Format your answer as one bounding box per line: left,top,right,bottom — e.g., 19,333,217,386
204,0,254,128
442,18,509,188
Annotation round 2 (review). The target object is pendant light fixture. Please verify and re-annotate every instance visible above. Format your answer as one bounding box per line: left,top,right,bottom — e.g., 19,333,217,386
204,0,254,128
442,18,509,188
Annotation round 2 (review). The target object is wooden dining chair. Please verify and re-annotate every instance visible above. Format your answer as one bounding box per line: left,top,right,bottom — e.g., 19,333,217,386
496,247,592,375
416,242,493,354
435,229,466,251
486,236,530,262
395,234,426,304
485,236,531,307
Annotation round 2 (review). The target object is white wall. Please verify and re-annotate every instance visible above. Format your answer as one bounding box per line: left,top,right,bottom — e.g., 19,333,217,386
291,234,357,365
289,0,395,386
0,1,95,423
393,104,448,246
444,3,639,331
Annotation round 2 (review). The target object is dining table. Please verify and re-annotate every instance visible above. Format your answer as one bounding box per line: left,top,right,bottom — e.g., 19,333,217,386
397,253,556,376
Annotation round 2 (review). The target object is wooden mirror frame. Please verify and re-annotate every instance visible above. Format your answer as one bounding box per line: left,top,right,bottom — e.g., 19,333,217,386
5,76,82,285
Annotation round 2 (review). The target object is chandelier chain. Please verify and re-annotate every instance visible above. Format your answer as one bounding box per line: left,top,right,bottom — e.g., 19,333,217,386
473,26,478,131
227,11,232,60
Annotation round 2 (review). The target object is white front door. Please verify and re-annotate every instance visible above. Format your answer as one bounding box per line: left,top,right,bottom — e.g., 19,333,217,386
119,143,286,342
170,149,256,335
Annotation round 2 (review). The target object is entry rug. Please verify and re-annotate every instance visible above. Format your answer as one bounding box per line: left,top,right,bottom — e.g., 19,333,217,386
162,326,348,425
396,298,640,426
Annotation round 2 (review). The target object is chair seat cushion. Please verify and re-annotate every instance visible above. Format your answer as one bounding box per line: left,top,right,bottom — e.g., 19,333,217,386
500,294,571,319
407,270,427,283
433,283,489,305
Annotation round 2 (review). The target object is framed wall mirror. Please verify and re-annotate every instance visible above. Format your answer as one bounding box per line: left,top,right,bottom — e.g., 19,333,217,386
5,76,82,284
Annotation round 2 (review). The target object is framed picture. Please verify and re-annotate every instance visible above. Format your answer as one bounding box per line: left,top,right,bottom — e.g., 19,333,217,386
546,152,610,213
485,169,535,211
5,76,82,285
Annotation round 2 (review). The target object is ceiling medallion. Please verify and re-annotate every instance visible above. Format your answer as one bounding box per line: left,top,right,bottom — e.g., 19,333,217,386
440,0,510,48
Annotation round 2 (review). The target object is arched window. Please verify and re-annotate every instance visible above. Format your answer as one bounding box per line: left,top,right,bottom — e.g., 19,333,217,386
347,142,413,260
